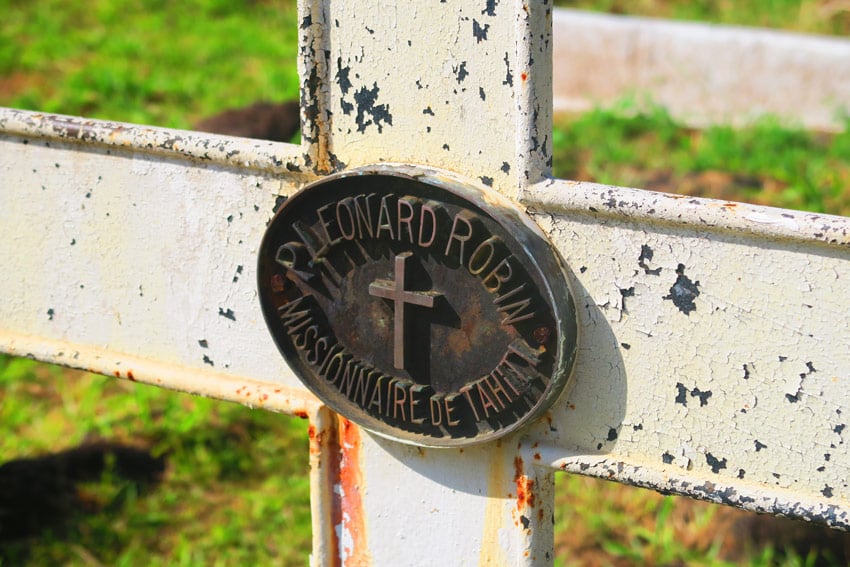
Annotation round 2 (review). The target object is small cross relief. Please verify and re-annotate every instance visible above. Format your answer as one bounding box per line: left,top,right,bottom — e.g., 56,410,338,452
369,252,443,370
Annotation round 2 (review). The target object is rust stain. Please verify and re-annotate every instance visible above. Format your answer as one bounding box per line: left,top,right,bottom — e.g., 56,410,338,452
514,455,535,511
127,370,135,382
336,417,372,565
308,424,319,455
113,370,120,378
521,72,528,82
295,409,309,419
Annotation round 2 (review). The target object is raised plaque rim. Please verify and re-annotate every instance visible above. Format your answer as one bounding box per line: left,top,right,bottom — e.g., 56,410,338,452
258,164,578,447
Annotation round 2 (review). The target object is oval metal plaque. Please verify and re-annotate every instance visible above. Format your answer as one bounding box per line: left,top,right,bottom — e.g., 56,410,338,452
258,166,577,446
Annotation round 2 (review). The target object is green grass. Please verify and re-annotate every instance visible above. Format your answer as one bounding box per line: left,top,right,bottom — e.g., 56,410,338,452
2,1,850,565
0,354,312,566
554,0,850,36
0,0,300,128
553,100,850,216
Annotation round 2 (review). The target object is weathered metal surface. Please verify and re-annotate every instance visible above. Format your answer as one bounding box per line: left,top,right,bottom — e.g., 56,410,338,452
325,429,555,565
297,0,553,196
0,110,315,409
521,177,850,529
552,9,850,131
258,166,577,446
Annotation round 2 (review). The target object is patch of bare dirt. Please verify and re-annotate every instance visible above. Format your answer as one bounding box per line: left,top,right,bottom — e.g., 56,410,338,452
0,71,48,103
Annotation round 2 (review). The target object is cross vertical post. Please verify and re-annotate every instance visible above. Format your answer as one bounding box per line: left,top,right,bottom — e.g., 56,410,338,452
296,0,558,563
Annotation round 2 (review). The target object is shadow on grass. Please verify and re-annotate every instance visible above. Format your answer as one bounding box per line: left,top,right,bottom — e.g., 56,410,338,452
0,441,165,557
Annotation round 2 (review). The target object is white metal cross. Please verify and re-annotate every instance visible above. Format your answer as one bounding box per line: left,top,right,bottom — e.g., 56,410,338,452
2,1,850,565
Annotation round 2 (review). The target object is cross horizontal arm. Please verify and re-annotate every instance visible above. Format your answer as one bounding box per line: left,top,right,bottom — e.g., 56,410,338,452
3,107,850,531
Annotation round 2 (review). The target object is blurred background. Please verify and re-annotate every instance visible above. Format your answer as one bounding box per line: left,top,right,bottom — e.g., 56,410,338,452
2,1,850,564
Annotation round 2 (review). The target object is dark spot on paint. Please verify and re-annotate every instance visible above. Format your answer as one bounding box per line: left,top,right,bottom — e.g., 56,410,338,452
70,238,76,245
785,393,799,403
596,443,603,450
482,0,498,16
589,206,598,213
442,144,450,150
705,453,727,474
274,195,287,212
663,264,700,315
823,485,834,498
218,308,236,321
502,52,513,86
54,163,60,168
691,388,712,407
619,286,634,312
365,25,374,34
754,440,767,452
806,361,816,373
203,355,214,366
198,339,208,348
328,151,346,172
233,265,243,283
675,383,688,406
340,97,354,115
633,423,642,431
743,364,751,379
737,469,745,479
579,266,587,273
637,244,661,275
479,87,486,101
85,192,91,198
607,428,618,442
500,162,510,174
473,19,489,42
662,452,674,464
47,308,54,321
422,107,435,116
454,61,468,83
300,14,312,29
226,214,234,224
353,82,393,133
520,515,530,529
778,355,787,362
834,424,846,435
675,385,711,408
479,176,493,187
817,466,826,472
620,343,631,350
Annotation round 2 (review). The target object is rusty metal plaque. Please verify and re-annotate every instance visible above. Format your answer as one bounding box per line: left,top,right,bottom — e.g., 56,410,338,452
258,167,577,446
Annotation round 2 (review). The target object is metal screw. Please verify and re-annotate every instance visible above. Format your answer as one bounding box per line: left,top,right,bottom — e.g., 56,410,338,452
533,326,551,344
